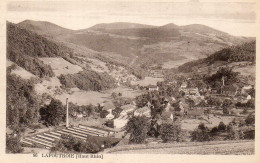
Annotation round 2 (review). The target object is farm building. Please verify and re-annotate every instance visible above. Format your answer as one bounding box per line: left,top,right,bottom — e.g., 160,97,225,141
134,106,151,118
161,111,174,121
146,85,159,91
112,107,123,118
181,82,188,89
121,104,136,115
114,115,128,129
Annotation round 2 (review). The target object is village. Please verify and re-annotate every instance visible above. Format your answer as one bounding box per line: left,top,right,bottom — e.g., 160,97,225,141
18,64,255,151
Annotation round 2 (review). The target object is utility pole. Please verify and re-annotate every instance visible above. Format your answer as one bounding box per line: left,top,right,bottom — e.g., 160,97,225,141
66,98,69,128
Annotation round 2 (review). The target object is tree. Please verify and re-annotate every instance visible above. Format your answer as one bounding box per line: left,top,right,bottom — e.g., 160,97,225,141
125,116,150,144
51,134,101,153
40,99,65,126
205,67,239,88
7,74,40,128
218,121,226,131
191,123,211,142
159,123,183,143
245,114,255,125
6,135,24,153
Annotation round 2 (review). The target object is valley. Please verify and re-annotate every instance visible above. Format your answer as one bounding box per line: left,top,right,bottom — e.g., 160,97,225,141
6,20,255,155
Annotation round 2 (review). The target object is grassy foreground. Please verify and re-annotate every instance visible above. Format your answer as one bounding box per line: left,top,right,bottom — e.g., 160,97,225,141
103,140,254,155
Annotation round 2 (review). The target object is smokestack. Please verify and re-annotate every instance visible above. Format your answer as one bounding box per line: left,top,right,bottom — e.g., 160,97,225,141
66,98,69,128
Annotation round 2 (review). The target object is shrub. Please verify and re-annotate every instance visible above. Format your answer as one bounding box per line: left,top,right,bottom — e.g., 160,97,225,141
191,123,211,142
245,114,255,125
105,120,114,128
51,134,101,153
6,135,24,153
226,126,240,140
218,121,226,131
210,126,219,134
159,123,183,143
125,116,150,144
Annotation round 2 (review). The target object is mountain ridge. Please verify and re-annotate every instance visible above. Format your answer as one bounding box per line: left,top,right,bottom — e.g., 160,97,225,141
16,20,253,69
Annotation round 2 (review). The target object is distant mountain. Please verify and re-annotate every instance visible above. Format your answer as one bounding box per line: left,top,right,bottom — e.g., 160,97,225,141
180,24,226,35
159,23,179,29
18,20,73,36
16,20,253,69
88,22,156,30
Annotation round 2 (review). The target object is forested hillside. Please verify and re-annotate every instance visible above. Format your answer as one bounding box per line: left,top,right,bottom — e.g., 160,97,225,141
58,70,116,91
7,22,74,77
178,41,256,73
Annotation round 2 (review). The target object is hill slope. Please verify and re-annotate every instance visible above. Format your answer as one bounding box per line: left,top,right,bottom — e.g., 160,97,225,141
88,22,156,30
178,40,256,73
18,20,73,36
17,20,252,69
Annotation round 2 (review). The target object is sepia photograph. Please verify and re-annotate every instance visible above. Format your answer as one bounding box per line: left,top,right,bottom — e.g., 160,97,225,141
4,0,257,158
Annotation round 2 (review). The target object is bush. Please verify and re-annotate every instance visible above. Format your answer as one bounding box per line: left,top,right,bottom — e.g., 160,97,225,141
51,134,101,153
6,135,24,153
125,116,150,144
40,99,65,126
245,114,255,125
191,123,211,142
226,126,240,140
159,123,183,143
218,121,226,131
210,126,219,134
105,120,114,128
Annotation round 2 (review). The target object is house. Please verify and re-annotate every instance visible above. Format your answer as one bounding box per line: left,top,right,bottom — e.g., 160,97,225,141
181,82,188,89
188,87,199,95
147,85,159,91
241,85,253,95
161,111,174,121
179,101,189,113
121,104,136,115
221,85,238,96
134,106,151,118
112,107,123,118
106,109,114,120
114,115,128,129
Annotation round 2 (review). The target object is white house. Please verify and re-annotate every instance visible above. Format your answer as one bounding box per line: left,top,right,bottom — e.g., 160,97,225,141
134,106,151,118
114,115,128,129
106,109,114,120
121,104,136,115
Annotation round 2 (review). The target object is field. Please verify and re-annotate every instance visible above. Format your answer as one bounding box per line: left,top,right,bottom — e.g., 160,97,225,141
181,114,234,131
104,140,254,154
54,86,144,106
233,65,255,77
39,57,83,76
162,58,193,69
132,77,164,86
7,60,35,79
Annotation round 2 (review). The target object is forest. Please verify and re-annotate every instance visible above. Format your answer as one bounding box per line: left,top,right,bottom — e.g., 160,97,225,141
178,41,256,73
58,70,116,91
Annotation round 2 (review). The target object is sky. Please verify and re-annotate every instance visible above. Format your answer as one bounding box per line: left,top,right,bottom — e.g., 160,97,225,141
6,1,257,37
